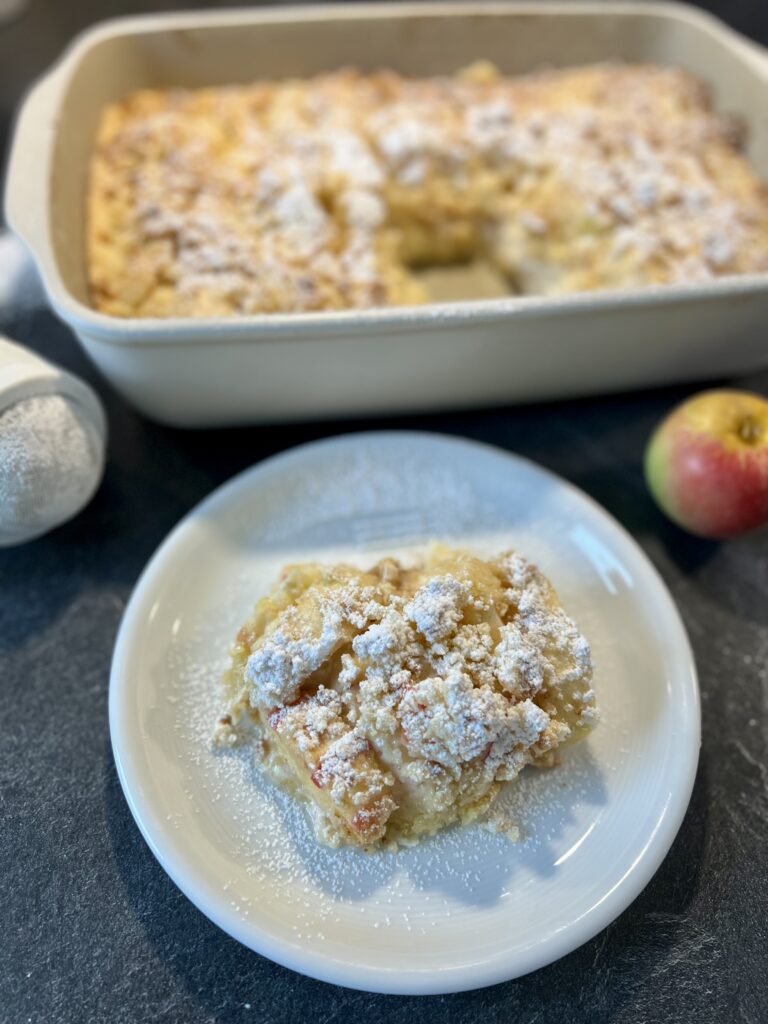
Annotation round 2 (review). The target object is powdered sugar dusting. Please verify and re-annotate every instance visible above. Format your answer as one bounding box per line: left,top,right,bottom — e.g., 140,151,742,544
170,613,604,927
157,535,608,938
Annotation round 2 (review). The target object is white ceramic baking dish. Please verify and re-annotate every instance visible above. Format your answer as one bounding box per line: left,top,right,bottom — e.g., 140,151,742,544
5,2,768,426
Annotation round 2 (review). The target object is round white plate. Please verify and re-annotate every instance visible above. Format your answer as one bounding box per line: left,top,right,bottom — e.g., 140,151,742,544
110,431,699,995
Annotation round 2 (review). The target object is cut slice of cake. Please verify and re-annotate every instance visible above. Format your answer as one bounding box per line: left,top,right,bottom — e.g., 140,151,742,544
214,544,598,849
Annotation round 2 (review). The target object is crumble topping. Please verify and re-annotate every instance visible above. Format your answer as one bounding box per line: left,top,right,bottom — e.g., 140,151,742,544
403,575,472,643
245,609,346,706
397,670,550,771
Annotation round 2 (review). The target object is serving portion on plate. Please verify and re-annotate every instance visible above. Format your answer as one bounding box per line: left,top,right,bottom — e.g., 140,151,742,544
109,432,699,993
215,542,597,850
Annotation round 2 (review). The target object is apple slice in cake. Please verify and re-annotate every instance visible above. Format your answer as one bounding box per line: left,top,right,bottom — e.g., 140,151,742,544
214,544,597,849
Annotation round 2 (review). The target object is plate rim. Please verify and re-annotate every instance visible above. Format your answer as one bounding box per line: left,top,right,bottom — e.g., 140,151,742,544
109,430,700,995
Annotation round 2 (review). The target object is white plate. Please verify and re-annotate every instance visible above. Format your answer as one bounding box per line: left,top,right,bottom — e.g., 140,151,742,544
109,432,700,994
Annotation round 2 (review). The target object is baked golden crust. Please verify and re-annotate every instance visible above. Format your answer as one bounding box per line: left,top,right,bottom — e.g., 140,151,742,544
214,544,597,850
89,61,768,317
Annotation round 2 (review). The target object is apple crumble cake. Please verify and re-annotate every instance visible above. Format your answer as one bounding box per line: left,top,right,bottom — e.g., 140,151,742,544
214,544,597,850
88,61,768,318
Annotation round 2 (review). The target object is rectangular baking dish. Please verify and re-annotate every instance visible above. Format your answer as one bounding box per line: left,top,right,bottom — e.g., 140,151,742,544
5,2,768,427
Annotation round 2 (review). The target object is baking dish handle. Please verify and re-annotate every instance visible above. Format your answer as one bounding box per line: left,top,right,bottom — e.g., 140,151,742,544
3,62,68,269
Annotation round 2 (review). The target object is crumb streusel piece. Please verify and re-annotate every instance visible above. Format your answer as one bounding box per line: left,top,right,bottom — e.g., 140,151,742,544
89,61,768,318
214,544,598,850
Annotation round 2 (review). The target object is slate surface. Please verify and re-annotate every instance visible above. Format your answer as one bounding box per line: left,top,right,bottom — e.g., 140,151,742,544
1,3,767,1022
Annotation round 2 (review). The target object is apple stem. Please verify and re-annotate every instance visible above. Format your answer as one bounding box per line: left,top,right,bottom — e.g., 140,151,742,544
738,416,762,444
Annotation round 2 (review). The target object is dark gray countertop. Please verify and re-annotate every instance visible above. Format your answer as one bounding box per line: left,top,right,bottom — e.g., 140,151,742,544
1,3,767,1022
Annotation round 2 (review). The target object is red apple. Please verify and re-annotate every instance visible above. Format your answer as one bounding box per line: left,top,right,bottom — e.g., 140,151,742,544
645,389,768,538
